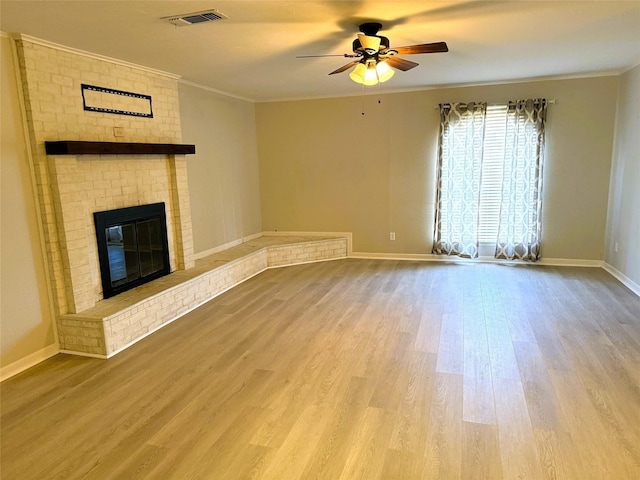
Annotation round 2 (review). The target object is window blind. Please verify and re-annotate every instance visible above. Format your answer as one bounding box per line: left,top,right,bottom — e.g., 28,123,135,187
478,105,508,243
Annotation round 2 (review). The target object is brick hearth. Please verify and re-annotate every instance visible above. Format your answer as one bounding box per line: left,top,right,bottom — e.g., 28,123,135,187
58,236,348,357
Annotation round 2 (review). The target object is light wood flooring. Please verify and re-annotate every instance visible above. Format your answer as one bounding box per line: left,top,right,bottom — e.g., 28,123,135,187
2,259,640,479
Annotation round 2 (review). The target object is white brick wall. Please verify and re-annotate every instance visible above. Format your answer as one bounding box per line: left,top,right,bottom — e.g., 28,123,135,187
14,37,193,318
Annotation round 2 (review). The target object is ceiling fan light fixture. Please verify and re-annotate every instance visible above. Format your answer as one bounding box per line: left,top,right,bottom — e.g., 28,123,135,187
363,63,379,86
349,60,393,86
349,62,378,85
375,61,395,83
348,63,367,84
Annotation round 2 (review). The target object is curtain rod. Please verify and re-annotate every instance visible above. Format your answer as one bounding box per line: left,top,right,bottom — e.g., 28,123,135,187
435,99,556,109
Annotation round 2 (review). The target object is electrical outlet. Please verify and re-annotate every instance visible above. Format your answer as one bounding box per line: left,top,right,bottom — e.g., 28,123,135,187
113,126,125,137
390,232,396,241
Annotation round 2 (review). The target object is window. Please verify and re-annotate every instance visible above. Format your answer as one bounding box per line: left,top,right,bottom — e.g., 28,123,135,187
433,100,547,261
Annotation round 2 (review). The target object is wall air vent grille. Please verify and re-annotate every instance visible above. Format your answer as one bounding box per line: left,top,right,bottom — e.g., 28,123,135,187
163,10,228,26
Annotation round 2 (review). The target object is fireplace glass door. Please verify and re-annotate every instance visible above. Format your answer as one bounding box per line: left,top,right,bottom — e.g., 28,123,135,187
95,203,170,298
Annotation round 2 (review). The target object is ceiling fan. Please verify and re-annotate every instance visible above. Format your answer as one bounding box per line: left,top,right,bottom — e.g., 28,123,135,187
297,22,448,86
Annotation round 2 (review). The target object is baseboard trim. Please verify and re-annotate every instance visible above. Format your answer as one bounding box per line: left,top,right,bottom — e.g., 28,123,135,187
1,343,59,382
537,258,604,267
603,263,640,297
192,232,263,261
350,251,603,267
58,350,108,360
245,232,264,242
350,251,436,261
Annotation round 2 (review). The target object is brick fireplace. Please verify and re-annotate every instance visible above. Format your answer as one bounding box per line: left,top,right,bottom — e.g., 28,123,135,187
13,35,195,349
43,143,195,313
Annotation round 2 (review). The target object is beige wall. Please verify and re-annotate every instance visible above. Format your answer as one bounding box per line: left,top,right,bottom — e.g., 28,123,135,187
179,84,262,254
1,35,56,369
256,76,618,260
605,65,640,286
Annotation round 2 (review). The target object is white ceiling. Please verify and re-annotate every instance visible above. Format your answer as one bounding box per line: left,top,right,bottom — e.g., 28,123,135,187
2,1,639,102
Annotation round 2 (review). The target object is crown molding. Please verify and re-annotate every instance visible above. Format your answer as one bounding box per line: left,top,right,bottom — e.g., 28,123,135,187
179,79,255,103
256,70,623,103
12,33,181,79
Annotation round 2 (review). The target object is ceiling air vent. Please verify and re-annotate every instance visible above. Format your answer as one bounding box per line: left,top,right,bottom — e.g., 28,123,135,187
162,10,228,27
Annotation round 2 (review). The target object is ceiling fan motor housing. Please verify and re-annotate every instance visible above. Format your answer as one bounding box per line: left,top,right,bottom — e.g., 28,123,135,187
353,22,390,56
352,36,390,55
359,22,383,36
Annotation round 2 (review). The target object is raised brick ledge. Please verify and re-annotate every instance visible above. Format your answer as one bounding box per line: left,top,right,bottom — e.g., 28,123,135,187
58,236,348,357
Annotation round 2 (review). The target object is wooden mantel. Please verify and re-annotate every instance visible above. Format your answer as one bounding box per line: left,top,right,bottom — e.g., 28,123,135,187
44,141,196,156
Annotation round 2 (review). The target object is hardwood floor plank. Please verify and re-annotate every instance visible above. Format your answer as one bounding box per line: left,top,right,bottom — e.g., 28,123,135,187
585,387,640,477
146,368,274,448
414,301,443,354
435,314,464,374
554,318,615,391
533,428,570,480
527,311,574,371
421,372,464,479
338,406,394,480
112,444,170,480
299,378,370,480
549,368,632,478
522,379,562,431
388,351,437,456
463,338,497,425
461,422,503,480
591,344,640,419
486,310,522,382
219,443,274,480
493,377,544,480
380,448,417,480
259,403,333,480
180,405,271,479
368,332,414,411
249,350,332,448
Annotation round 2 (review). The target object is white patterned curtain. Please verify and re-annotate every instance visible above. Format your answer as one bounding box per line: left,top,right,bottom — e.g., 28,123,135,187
495,99,548,261
433,102,487,258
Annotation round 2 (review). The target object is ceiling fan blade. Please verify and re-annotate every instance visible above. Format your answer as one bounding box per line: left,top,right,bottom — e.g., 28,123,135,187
297,54,356,58
393,42,449,55
386,56,419,71
328,61,360,75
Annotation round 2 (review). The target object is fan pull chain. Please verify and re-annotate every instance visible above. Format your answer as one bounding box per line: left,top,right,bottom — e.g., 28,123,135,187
374,65,385,105
361,84,365,116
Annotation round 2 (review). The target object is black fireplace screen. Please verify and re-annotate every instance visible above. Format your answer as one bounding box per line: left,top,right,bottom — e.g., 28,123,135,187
94,203,170,299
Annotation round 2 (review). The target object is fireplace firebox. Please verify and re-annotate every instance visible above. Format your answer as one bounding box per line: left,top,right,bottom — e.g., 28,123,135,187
94,203,170,299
